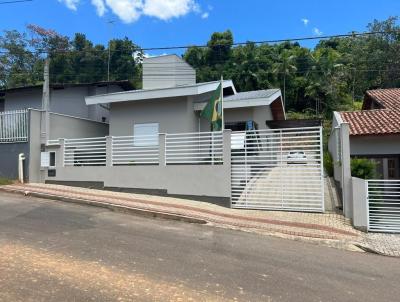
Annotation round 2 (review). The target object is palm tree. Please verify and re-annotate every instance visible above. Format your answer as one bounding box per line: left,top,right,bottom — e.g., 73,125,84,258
273,49,297,109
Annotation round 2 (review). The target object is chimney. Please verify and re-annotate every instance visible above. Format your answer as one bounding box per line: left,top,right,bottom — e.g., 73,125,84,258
142,54,196,90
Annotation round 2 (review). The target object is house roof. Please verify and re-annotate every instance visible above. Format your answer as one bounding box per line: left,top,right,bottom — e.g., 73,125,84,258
0,80,134,94
336,88,400,136
193,88,285,120
224,89,280,102
340,109,400,136
364,88,400,110
193,89,281,109
85,80,237,105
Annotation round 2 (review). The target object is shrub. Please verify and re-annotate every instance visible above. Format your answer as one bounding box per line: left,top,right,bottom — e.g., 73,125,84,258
324,152,334,176
351,158,377,179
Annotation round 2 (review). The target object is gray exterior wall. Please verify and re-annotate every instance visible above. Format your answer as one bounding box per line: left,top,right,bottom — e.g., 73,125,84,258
224,106,273,130
110,95,275,136
44,130,232,200
350,135,400,156
143,55,196,89
4,88,42,111
3,84,124,122
44,165,231,199
49,113,109,140
0,142,29,179
27,109,110,183
110,96,198,136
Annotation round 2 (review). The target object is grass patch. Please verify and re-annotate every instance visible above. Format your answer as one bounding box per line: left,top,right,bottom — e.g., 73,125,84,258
0,178,12,185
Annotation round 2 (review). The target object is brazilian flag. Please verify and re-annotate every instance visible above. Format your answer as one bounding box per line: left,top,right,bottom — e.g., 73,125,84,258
201,83,223,131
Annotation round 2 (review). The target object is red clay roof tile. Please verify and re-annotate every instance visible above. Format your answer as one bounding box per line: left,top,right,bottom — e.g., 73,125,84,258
366,88,400,109
340,109,400,136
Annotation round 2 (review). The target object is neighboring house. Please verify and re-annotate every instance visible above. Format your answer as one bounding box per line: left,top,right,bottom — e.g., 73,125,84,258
329,89,400,232
0,80,133,122
329,88,400,181
85,55,285,136
0,81,133,180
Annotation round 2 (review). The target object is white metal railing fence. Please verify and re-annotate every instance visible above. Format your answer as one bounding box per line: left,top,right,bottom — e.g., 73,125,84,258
165,131,223,164
231,127,324,212
64,137,107,166
112,135,159,165
367,180,400,233
0,110,28,143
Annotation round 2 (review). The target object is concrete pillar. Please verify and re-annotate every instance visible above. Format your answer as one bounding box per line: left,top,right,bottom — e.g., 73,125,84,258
352,177,368,231
341,123,353,219
28,109,44,183
59,138,65,167
223,129,232,207
223,129,232,167
106,136,112,167
159,133,166,166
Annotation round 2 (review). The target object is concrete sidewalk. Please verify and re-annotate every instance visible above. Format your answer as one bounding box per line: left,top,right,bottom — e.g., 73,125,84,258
1,183,399,256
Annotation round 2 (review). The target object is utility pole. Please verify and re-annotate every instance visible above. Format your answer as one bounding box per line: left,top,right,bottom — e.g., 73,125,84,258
41,57,50,144
107,20,115,84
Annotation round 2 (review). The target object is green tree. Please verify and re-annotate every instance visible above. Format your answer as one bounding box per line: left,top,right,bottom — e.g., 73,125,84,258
272,49,297,109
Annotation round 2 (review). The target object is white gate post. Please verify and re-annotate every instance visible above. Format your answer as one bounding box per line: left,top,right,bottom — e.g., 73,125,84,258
340,123,353,218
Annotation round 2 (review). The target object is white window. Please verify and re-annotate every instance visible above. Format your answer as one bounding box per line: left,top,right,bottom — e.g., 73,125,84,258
133,123,159,146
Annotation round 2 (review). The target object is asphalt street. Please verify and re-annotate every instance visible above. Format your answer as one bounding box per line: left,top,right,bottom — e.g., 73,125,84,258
0,192,399,302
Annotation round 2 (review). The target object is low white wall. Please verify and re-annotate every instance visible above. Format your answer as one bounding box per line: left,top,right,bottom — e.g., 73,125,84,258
44,130,232,200
45,165,231,198
351,177,368,231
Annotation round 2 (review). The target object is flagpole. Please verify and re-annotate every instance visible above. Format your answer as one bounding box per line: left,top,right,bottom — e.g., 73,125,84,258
220,75,224,131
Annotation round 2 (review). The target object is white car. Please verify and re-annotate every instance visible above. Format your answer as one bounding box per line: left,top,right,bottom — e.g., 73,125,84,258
287,151,307,165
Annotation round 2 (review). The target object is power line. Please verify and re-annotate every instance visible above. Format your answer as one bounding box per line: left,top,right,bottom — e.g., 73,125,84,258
138,31,400,51
0,30,398,55
0,0,32,4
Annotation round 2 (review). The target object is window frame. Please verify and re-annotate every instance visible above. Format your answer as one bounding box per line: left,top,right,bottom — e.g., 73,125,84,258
133,122,159,146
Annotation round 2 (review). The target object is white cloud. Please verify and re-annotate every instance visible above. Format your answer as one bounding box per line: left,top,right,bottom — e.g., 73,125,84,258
59,0,202,23
142,0,198,21
201,12,209,19
91,0,107,16
301,18,309,26
58,0,80,10
104,0,143,23
313,27,323,36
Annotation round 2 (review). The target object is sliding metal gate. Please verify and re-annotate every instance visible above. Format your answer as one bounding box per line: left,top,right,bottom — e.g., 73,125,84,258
368,180,400,233
231,127,324,212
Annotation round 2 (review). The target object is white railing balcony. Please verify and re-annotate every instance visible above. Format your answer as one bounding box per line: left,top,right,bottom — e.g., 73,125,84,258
0,110,28,143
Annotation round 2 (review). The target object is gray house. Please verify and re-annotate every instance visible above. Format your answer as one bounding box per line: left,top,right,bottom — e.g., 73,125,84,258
0,80,133,122
38,54,311,207
0,81,133,180
86,55,285,136
2,55,327,214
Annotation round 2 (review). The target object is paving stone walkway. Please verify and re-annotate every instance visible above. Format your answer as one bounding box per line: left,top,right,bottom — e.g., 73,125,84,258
1,183,399,257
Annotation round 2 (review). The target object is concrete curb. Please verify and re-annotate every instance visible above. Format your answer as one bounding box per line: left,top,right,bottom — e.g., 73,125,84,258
0,187,207,225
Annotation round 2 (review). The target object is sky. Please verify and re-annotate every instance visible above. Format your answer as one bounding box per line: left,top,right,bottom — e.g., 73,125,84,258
1,0,399,55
